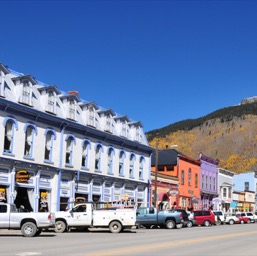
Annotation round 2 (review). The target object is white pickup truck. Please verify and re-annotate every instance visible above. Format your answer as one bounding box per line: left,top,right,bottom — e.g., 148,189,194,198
54,203,136,233
0,203,55,237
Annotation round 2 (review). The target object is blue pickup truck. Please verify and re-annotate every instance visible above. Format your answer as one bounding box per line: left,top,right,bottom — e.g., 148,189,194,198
136,207,184,229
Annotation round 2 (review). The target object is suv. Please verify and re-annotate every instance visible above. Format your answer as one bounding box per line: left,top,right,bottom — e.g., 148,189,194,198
193,210,215,227
237,212,256,223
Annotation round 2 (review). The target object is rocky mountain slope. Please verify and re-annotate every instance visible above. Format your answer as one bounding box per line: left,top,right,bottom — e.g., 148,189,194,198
146,99,257,173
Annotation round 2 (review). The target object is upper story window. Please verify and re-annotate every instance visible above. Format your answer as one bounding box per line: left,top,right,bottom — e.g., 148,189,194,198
119,151,125,176
44,129,56,162
209,176,212,190
228,187,232,198
139,156,145,179
68,100,76,120
81,140,91,169
105,115,113,133
24,124,37,158
135,127,142,142
95,144,103,172
188,168,192,186
195,173,198,188
223,187,227,198
213,177,216,191
245,181,249,191
65,135,76,166
181,170,185,185
107,148,115,174
201,174,204,189
46,91,56,114
20,80,32,106
0,70,5,97
121,121,128,137
129,154,135,178
3,118,18,155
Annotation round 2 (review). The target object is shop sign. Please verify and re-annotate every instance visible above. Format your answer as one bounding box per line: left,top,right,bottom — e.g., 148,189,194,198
168,190,178,196
16,170,30,183
0,188,6,202
122,194,129,200
212,197,222,204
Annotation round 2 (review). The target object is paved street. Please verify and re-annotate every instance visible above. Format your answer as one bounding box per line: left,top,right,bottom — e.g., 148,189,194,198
1,223,257,256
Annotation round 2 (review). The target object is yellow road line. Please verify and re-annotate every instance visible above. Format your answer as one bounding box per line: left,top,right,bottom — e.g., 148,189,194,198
87,230,257,256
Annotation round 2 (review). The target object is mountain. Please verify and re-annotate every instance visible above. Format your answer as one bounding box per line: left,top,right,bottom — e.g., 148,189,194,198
146,99,257,174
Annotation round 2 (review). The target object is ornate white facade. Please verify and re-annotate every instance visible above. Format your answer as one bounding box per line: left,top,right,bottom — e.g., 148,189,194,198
0,63,153,212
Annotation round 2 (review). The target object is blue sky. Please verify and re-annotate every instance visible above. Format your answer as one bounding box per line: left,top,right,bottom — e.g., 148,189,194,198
1,0,257,132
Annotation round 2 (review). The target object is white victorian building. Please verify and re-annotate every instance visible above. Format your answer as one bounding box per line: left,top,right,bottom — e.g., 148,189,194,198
0,63,153,212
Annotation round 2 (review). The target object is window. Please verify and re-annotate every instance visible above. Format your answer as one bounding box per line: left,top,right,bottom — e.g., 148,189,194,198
21,80,32,105
119,151,125,176
81,140,90,169
166,165,174,171
213,177,216,191
129,154,135,177
68,100,76,120
0,70,5,97
139,157,144,179
245,182,249,191
4,120,15,154
46,91,56,114
121,121,127,137
105,115,113,133
223,187,227,198
24,125,36,158
205,175,208,190
107,148,114,174
195,173,198,188
181,170,185,185
95,144,102,172
188,168,192,186
65,136,75,166
201,174,204,189
135,127,141,142
88,108,95,127
209,177,212,190
228,187,232,198
44,130,56,162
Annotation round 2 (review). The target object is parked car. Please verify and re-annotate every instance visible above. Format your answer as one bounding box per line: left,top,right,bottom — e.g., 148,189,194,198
224,214,239,225
172,209,193,228
136,207,184,229
186,211,197,227
212,210,225,225
236,212,256,223
234,213,250,224
192,210,215,227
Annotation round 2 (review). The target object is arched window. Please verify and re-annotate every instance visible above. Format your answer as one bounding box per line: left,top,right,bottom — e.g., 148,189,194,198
139,156,145,179
3,119,16,154
129,154,135,178
81,140,91,169
24,124,37,157
44,129,56,161
119,151,125,176
65,135,76,166
107,147,115,174
95,144,103,172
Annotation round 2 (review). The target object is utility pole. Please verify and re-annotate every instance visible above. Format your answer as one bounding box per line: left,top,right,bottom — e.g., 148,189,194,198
154,140,159,208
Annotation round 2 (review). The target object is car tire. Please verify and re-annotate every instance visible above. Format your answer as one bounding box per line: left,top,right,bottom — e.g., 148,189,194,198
165,220,175,229
187,221,193,228
228,219,234,225
240,220,244,224
55,220,67,233
216,220,222,225
203,220,210,227
176,223,183,229
109,221,122,233
21,222,37,237
35,228,42,236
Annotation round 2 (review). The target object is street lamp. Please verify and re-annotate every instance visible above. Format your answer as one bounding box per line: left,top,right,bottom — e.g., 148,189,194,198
154,140,159,208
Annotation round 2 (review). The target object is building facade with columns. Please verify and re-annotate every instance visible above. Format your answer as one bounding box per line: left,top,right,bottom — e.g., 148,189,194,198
0,63,153,212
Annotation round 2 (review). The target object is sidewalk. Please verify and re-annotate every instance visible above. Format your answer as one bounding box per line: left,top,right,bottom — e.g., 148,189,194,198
0,229,22,235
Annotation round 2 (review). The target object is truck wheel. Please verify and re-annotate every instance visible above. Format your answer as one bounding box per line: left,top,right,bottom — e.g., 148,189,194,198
109,221,122,233
55,220,67,233
21,222,37,237
187,221,193,228
228,219,234,225
165,220,175,229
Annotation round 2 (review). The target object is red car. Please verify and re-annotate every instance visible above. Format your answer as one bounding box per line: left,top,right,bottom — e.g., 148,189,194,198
235,214,250,224
193,210,216,227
